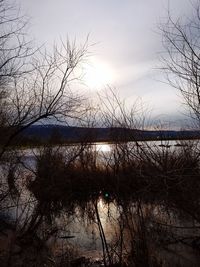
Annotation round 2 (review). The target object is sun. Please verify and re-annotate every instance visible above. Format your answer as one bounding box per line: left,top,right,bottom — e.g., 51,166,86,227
83,58,114,90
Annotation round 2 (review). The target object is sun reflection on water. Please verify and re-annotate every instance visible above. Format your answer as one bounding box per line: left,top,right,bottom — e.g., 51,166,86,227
95,143,111,153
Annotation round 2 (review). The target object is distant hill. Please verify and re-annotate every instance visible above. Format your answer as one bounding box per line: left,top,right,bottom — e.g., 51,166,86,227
19,125,200,144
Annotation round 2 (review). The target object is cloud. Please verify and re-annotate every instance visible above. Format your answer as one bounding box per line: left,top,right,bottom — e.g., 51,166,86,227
16,0,195,121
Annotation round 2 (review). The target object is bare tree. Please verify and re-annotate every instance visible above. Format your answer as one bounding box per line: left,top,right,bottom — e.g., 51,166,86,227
0,0,34,85
0,0,89,158
160,4,200,124
0,1,91,264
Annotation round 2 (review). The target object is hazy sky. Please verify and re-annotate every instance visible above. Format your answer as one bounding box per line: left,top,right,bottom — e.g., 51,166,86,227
16,0,195,126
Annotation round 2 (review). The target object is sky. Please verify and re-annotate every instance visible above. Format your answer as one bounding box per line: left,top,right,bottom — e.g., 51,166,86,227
16,0,195,127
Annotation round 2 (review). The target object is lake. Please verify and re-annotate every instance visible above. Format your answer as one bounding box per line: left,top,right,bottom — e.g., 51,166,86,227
2,139,200,266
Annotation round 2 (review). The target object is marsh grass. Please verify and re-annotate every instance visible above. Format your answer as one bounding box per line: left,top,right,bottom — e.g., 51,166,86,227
15,141,199,266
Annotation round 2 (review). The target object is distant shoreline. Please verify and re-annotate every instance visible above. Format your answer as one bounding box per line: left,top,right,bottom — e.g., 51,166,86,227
1,125,200,148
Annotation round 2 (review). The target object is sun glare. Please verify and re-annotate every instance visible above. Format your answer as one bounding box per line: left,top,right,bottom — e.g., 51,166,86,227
83,59,114,90
96,143,111,152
